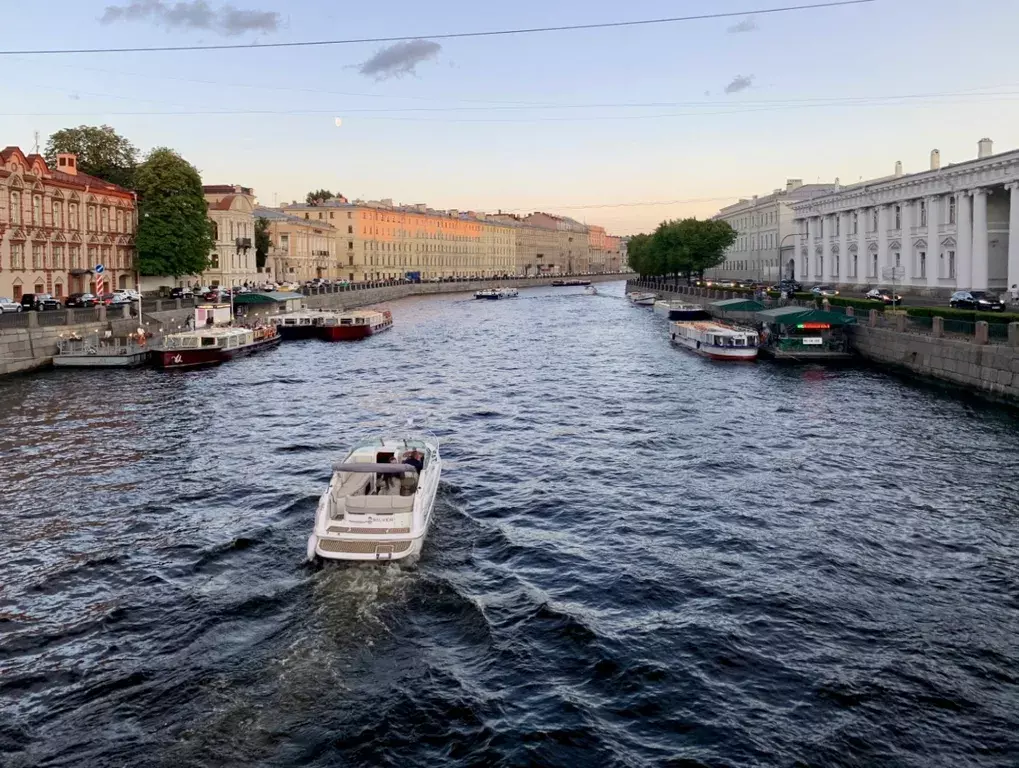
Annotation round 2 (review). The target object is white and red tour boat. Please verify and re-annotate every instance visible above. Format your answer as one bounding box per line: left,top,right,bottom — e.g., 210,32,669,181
669,320,759,361
318,309,393,341
153,324,281,370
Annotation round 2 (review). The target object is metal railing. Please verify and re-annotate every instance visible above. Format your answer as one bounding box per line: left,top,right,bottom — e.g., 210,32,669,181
0,312,30,329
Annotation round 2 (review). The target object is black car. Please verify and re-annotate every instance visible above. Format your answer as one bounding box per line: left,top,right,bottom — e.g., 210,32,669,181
65,292,98,308
774,279,803,294
20,293,62,311
170,287,194,299
949,290,1005,311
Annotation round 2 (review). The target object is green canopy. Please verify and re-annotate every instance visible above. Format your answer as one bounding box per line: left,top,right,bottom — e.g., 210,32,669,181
711,298,767,312
231,291,304,305
756,306,857,326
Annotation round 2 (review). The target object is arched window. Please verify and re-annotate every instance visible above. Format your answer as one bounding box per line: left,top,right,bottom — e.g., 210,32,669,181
211,221,219,240
10,191,21,224
52,200,62,228
116,210,123,232
100,208,109,232
33,195,42,225
69,204,78,230
87,206,96,232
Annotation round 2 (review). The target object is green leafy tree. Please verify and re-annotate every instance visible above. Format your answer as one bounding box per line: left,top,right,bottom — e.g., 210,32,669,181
44,125,139,188
135,148,214,277
305,189,334,205
255,216,271,270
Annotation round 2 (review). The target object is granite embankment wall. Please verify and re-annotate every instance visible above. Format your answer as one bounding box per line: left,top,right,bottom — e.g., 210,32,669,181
625,279,1019,405
850,324,1019,403
0,274,632,379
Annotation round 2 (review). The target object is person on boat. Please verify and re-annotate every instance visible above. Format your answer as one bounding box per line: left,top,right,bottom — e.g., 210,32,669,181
403,450,424,473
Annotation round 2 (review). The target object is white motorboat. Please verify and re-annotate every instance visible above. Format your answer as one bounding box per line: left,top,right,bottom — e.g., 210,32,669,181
307,435,442,562
498,287,519,298
583,286,598,296
627,291,657,306
474,288,501,300
653,300,709,321
670,321,759,360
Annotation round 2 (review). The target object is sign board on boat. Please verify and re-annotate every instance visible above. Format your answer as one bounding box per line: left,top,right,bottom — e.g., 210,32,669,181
802,337,824,345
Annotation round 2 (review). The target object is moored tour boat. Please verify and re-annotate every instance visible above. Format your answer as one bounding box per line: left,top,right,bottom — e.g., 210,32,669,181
627,291,657,306
319,309,393,340
669,320,759,361
307,435,442,562
654,300,710,321
272,311,324,340
153,325,281,370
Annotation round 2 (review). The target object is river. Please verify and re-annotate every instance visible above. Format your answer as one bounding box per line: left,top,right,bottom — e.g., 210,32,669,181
1,281,1017,767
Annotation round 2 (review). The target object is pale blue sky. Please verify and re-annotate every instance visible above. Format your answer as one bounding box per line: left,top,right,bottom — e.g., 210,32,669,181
3,0,1019,233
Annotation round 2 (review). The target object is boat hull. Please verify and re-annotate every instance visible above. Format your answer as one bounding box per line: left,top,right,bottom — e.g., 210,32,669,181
310,533,426,562
54,351,150,368
154,333,281,369
277,325,320,341
320,320,392,341
670,333,758,361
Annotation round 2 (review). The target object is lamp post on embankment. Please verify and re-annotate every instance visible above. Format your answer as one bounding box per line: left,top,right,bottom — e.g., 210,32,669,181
778,233,797,282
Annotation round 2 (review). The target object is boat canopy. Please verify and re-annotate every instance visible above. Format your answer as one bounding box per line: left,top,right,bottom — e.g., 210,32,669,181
232,291,305,304
756,306,858,326
333,462,417,474
711,298,767,312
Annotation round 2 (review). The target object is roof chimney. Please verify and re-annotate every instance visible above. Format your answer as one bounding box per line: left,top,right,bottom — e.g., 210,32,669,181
978,137,993,159
56,153,78,176
786,178,803,191
894,160,903,177
930,149,941,171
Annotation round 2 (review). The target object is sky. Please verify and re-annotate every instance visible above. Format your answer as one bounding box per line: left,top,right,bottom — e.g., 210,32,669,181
3,0,1019,234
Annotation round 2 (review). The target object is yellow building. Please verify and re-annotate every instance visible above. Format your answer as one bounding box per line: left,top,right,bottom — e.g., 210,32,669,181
280,199,515,280
254,206,336,283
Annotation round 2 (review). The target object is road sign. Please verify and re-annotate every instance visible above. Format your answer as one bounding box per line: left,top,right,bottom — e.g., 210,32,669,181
95,264,105,274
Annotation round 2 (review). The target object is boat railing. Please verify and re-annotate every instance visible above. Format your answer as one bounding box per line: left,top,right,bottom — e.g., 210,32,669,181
57,334,150,356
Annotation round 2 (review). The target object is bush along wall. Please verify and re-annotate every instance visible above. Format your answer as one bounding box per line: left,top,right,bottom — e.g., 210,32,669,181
904,306,1019,325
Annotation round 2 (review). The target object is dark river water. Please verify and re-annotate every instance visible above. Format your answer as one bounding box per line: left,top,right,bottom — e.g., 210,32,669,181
2,281,1018,768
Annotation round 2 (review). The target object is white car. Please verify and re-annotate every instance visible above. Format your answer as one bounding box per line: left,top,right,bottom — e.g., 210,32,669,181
0,297,22,313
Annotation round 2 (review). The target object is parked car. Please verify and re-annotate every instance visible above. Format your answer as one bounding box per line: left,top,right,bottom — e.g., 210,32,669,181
65,292,98,308
811,285,840,297
21,293,62,311
0,297,23,313
865,288,902,304
949,290,1005,311
204,289,231,302
772,279,803,294
170,287,194,299
110,291,133,305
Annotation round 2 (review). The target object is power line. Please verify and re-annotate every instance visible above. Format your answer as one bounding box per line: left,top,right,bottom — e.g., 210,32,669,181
0,0,875,55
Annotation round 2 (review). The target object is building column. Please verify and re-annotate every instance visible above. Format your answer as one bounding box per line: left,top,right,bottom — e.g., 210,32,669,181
900,199,913,282
855,209,867,284
1007,183,1019,292
877,205,889,282
805,217,817,282
971,188,989,291
821,215,832,283
927,195,941,289
837,212,849,286
957,191,973,289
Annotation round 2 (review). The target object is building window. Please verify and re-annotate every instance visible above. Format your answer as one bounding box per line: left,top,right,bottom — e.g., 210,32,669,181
872,210,878,231
52,201,62,228
12,284,22,300
87,206,96,231
330,212,334,219
948,250,956,278
32,244,43,269
347,212,352,219
348,226,353,234
116,210,123,232
33,195,42,224
69,204,78,230
871,253,878,278
851,212,858,234
894,205,901,230
919,251,926,278
10,191,20,224
54,282,63,298
949,197,956,224
835,216,840,236
920,200,927,227
34,283,44,294
53,246,64,269
101,207,108,232
850,253,858,278
70,246,80,269
10,243,24,269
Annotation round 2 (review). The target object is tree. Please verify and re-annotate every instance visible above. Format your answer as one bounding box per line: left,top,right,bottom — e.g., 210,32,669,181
305,189,334,205
255,216,271,270
44,125,139,188
626,219,736,283
135,148,215,277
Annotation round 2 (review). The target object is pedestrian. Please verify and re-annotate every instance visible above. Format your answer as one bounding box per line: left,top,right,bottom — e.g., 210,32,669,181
1010,284,1019,306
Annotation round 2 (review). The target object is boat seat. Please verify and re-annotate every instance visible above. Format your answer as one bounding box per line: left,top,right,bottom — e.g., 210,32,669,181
345,495,414,513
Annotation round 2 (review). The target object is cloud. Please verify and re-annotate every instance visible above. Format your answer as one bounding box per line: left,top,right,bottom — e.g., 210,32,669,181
99,1,280,36
724,75,754,94
727,17,758,33
357,39,442,80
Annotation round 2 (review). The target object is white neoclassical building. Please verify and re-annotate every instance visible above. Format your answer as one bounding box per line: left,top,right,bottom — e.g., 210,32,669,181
709,179,837,282
791,138,1019,295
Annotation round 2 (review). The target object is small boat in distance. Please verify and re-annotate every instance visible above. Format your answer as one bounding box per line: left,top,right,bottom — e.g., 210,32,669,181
627,291,657,306
499,287,519,298
584,285,598,296
153,325,281,370
475,288,501,300
669,320,759,361
653,300,710,321
552,278,591,287
319,309,393,340
308,435,442,562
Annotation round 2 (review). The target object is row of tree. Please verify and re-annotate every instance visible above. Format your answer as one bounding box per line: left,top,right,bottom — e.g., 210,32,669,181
627,218,737,284
45,125,215,277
